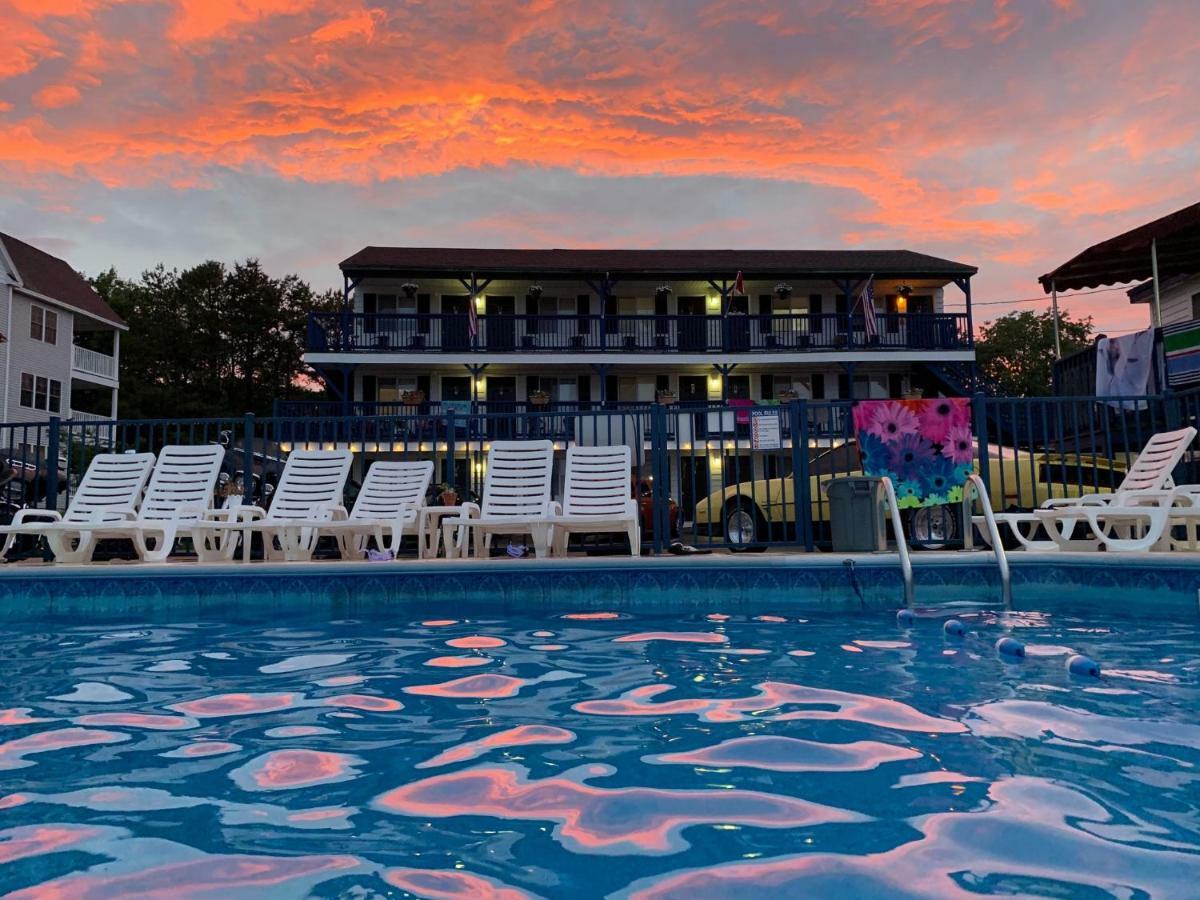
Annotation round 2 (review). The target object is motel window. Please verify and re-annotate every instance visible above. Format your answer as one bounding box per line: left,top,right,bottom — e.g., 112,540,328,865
527,376,578,404
376,377,419,403
535,297,573,333
19,374,62,412
30,306,58,344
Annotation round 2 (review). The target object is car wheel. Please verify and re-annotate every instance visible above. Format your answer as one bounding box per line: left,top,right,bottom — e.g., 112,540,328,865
724,501,768,552
908,504,961,550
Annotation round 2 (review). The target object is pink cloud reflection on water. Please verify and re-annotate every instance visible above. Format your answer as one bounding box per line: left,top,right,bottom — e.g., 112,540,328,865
161,741,241,758
385,867,535,899
74,713,196,731
613,632,728,644
645,735,921,772
418,725,576,769
446,636,507,649
404,674,530,700
7,852,363,898
0,823,106,865
575,682,966,733
426,655,494,668
230,749,365,791
0,728,130,771
374,762,863,855
168,691,402,718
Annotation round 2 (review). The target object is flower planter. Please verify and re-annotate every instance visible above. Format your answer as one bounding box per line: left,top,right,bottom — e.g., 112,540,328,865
401,390,425,406
656,391,676,405
528,391,551,407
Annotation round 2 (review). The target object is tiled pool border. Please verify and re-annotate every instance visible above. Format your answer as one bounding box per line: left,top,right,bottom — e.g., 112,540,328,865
0,552,1197,621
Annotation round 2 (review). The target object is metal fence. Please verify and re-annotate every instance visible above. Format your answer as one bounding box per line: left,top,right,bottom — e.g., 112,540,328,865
4,388,1200,559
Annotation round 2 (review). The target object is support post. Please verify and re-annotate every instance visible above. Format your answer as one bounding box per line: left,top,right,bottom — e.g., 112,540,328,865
242,412,256,501
650,403,670,554
955,276,974,348
972,392,990,495
789,400,812,551
585,276,618,350
45,416,60,513
592,363,611,406
1050,279,1062,359
1151,238,1163,328
843,361,858,401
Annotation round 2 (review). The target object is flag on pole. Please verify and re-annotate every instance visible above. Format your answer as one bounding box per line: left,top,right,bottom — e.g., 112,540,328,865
858,275,878,341
733,270,745,296
467,280,479,340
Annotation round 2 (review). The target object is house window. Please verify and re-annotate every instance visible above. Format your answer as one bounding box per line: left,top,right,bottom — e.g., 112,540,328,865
536,297,573,333
1191,293,1200,322
376,376,419,403
18,373,62,411
527,376,578,403
30,306,58,344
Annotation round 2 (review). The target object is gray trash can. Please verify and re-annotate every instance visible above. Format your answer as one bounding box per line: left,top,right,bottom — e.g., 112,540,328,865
826,476,886,552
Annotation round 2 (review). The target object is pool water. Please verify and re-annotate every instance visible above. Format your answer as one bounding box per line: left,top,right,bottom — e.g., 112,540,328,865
0,603,1198,897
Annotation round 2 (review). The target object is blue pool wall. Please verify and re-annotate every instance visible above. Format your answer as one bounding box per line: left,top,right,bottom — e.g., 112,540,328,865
0,554,1196,622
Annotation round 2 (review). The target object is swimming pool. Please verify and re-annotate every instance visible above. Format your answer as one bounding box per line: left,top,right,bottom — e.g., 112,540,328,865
0,593,1197,897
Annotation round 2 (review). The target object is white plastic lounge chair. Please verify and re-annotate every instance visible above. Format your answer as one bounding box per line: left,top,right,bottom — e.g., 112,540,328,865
975,426,1196,551
303,460,435,558
193,449,354,562
42,444,226,563
544,445,639,556
0,452,156,563
442,441,555,559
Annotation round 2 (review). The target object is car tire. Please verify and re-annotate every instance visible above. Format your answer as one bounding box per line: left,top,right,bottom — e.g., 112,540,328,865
723,500,769,553
908,504,961,550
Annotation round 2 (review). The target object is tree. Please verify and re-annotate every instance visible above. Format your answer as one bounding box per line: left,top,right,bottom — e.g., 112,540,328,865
91,260,341,419
976,309,1094,397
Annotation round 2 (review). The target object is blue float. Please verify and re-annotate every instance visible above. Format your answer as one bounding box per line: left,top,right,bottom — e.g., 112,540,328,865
896,608,916,625
943,619,965,637
1067,654,1101,677
996,637,1026,658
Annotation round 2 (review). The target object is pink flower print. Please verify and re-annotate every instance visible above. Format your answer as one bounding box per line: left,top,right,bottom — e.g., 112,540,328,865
868,402,920,441
917,398,969,444
852,402,879,435
942,424,975,465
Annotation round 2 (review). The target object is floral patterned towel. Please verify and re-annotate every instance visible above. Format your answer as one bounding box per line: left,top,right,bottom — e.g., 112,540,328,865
852,398,974,509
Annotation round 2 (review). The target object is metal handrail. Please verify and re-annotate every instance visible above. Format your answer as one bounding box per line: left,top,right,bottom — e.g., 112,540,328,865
963,473,1012,608
879,476,914,607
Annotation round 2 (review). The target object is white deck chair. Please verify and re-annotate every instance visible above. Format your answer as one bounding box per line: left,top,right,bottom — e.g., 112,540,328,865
975,426,1196,551
545,446,639,556
443,441,555,559
305,460,435,558
193,449,354,562
0,452,156,563
41,445,225,563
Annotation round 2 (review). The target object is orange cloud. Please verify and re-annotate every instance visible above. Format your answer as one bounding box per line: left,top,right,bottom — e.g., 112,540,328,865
33,84,81,108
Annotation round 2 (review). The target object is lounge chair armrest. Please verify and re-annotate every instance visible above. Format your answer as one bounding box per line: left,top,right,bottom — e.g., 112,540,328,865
623,499,639,517
457,502,481,519
1041,494,1113,509
10,508,61,526
86,509,135,523
545,501,561,517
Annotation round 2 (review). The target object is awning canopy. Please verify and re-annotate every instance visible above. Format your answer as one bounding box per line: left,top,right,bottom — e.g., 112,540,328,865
1039,200,1200,292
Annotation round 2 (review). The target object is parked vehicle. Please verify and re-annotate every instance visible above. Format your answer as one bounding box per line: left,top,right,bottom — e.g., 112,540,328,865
691,440,1127,548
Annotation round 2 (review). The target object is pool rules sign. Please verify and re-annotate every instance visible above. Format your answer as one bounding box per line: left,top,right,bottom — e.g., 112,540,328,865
750,408,782,450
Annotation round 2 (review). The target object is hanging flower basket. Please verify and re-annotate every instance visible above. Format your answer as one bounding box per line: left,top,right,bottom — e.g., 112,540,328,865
528,390,551,407
401,282,420,299
774,283,793,300
526,284,544,301
401,389,425,406
654,284,673,302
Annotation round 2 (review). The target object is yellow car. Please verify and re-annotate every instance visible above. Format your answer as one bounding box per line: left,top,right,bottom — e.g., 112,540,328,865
690,441,1126,548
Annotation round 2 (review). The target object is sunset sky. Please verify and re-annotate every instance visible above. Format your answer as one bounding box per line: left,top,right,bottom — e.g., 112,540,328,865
1,0,1197,333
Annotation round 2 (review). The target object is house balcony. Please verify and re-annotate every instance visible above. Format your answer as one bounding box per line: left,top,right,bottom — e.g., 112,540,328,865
305,312,972,356
72,344,118,383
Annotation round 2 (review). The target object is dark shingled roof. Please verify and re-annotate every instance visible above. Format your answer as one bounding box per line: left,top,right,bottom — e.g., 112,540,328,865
341,247,976,280
0,232,126,328
1040,200,1200,293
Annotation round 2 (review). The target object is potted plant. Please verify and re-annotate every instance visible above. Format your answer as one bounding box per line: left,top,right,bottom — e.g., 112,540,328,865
401,282,420,299
777,387,799,403
656,388,676,405
903,387,925,400
528,389,551,407
401,389,425,406
526,284,544,301
437,482,459,507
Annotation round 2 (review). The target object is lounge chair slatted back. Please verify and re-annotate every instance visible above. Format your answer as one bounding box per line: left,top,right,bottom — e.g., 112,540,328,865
138,445,225,522
63,452,156,524
562,445,632,518
268,450,354,519
351,460,434,520
1116,426,1196,493
481,441,554,518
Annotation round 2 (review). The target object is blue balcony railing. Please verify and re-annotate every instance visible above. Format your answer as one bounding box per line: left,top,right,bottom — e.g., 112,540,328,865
306,312,972,354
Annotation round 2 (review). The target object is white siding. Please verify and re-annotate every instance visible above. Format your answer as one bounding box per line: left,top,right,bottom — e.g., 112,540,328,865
4,289,74,425
1153,275,1200,327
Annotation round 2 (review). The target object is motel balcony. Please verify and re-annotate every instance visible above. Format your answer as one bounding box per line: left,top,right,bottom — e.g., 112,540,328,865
306,311,972,356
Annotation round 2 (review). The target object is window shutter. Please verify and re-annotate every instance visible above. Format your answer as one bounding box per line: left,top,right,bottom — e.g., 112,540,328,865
577,374,591,404
811,373,825,399
576,294,590,335
761,373,774,399
417,294,430,334
361,375,377,403
417,375,431,404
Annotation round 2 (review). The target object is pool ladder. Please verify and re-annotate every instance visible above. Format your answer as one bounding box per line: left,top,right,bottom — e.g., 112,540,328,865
881,474,1011,609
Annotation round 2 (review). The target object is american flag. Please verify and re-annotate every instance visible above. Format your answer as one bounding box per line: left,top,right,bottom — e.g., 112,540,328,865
467,292,479,340
733,270,745,296
859,275,878,340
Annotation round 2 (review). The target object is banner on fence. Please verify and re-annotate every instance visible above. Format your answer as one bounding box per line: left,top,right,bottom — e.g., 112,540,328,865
1096,328,1154,409
1162,320,1200,388
852,398,973,509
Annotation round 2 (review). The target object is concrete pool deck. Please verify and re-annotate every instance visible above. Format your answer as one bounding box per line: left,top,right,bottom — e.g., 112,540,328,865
1,549,1197,621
